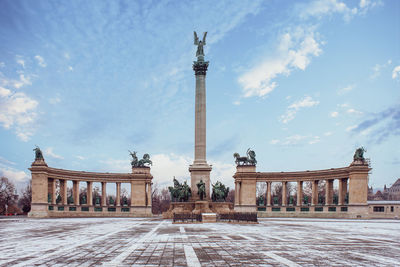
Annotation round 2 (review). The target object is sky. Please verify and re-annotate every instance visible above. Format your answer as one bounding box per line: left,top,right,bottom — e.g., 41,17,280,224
0,0,399,193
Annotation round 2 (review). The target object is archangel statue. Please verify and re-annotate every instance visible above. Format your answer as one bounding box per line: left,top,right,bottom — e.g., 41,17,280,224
33,146,44,161
194,31,207,60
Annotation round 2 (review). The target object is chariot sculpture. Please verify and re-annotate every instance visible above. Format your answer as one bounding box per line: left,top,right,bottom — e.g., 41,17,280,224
129,150,152,167
233,148,257,166
353,147,366,161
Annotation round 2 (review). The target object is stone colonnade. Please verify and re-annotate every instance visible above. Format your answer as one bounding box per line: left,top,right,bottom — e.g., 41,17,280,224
234,160,370,218
29,159,153,218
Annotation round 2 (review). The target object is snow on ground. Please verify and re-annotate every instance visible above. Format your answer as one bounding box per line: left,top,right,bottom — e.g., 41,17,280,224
0,217,399,266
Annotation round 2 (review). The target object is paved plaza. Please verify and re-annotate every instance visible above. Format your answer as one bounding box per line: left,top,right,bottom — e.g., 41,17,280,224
0,217,399,266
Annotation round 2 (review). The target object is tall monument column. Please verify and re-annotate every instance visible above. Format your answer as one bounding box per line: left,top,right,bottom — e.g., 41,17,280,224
189,31,212,200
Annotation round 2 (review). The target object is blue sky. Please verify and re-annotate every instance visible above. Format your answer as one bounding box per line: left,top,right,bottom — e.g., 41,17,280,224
0,0,399,192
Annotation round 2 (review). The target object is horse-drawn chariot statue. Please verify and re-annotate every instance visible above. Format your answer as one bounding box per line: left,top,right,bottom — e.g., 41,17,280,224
233,148,257,166
129,150,152,167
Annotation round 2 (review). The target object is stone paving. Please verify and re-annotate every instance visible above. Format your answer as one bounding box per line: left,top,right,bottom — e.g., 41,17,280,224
0,217,399,266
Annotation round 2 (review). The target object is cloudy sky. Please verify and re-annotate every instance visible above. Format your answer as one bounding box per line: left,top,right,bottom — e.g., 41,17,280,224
0,0,399,192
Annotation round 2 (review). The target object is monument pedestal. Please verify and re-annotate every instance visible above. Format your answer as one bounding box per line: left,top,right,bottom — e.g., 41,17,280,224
193,200,213,214
189,164,212,201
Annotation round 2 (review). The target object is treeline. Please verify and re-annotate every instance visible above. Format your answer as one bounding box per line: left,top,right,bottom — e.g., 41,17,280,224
0,177,31,215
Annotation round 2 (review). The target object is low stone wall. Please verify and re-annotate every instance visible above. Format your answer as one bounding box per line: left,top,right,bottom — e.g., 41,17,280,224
163,201,234,219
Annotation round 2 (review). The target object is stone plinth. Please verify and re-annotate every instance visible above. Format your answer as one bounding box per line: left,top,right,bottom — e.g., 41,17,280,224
189,164,212,201
202,213,217,223
193,200,213,214
132,167,151,174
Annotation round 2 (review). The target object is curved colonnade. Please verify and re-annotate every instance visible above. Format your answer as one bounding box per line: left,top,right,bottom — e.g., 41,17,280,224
28,159,152,218
234,159,371,218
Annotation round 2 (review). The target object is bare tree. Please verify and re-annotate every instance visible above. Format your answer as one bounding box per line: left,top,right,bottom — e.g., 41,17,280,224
0,177,17,215
18,180,32,213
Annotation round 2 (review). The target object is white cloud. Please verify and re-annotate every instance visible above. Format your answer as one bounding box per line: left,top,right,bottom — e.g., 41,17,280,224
238,27,322,98
0,62,4,68
16,56,25,68
68,66,74,71
347,108,363,115
270,139,280,144
338,84,355,95
346,125,357,132
44,147,64,160
0,167,29,182
371,59,392,79
75,155,85,160
209,161,236,188
308,136,321,144
280,96,319,123
233,101,241,106
299,0,381,22
392,65,400,79
34,55,47,67
151,153,192,185
0,89,38,141
330,111,339,117
324,131,333,136
282,135,308,145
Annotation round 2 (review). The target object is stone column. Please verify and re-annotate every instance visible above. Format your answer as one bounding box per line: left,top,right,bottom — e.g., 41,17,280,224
338,179,344,205
297,181,303,206
266,182,271,206
189,59,212,201
236,182,241,205
282,181,287,206
130,181,134,206
325,179,333,205
342,178,348,204
48,178,56,204
73,181,80,205
147,182,152,207
87,181,93,206
60,179,68,205
311,180,318,206
101,182,107,206
116,182,121,207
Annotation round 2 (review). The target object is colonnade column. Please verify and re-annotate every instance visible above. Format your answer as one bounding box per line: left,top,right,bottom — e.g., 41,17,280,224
101,182,107,206
297,181,303,206
60,179,67,205
235,182,241,205
116,182,121,207
87,181,93,206
282,181,287,206
266,182,271,206
338,178,348,205
325,179,333,205
130,182,135,206
48,178,56,204
73,180,80,205
311,180,319,206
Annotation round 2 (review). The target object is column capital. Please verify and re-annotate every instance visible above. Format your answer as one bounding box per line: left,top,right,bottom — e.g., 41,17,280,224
193,60,209,75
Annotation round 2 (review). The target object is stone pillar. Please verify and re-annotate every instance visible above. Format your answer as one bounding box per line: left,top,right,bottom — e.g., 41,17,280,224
236,182,241,205
297,181,303,206
338,179,344,205
60,179,68,205
130,181,135,206
311,180,318,206
73,181,79,205
325,179,333,205
48,178,56,204
266,182,271,206
342,178,348,204
348,163,370,205
189,59,212,201
101,182,107,206
87,181,93,206
147,182,152,207
28,159,49,217
116,182,121,207
282,181,287,206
